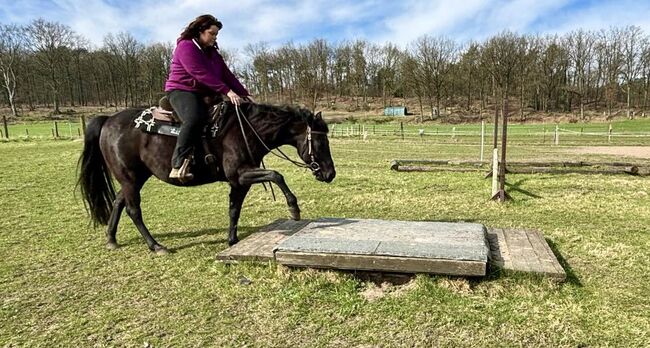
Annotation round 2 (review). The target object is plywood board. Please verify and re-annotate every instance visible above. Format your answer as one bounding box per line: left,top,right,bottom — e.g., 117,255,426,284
273,218,489,276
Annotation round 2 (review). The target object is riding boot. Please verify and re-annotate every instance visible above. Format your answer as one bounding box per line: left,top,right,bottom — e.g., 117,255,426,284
169,157,194,183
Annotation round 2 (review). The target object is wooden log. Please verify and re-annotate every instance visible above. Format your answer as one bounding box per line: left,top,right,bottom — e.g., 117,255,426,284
395,166,482,173
394,159,644,170
507,167,638,175
394,159,487,166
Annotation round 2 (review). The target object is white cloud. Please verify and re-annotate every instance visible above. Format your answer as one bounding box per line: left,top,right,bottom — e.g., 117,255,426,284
2,0,650,51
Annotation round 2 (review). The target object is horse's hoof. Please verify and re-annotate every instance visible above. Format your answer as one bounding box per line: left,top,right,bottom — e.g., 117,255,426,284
153,245,170,256
289,208,301,221
106,242,119,250
228,237,239,246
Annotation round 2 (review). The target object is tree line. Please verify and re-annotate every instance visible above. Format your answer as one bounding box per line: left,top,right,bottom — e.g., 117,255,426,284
2,19,650,123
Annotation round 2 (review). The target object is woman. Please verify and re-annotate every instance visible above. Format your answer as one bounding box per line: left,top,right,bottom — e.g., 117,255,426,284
165,14,253,181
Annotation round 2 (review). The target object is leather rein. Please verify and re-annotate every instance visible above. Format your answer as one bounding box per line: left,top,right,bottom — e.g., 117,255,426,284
232,104,326,174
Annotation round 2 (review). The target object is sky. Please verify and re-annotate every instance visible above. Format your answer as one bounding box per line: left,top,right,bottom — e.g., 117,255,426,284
1,0,649,52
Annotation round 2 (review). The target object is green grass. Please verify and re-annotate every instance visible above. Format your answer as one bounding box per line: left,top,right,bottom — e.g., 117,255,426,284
1,136,649,346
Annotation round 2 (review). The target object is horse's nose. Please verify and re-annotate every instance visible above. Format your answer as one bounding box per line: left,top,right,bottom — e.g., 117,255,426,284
323,169,336,183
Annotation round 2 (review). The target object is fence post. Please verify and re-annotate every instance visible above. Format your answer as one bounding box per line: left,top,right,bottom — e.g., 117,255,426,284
54,121,59,138
25,129,29,137
479,121,485,162
400,122,404,140
608,123,612,143
554,125,559,145
80,116,86,135
491,148,499,196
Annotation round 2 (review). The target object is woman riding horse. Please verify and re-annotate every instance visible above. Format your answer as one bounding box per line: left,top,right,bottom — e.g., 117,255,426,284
165,14,254,181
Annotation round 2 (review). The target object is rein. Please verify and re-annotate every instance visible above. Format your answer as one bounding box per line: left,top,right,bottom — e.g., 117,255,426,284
234,104,325,173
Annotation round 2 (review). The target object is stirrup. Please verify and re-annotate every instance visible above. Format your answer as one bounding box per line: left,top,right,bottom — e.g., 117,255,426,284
169,158,194,182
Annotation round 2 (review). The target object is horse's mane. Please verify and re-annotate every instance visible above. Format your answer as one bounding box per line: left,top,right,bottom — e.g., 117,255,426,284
242,103,328,132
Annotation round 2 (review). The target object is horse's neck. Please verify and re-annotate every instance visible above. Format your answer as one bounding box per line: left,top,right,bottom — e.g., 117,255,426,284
248,115,300,150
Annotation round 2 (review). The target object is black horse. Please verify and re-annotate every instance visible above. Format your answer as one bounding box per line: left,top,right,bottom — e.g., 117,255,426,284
77,102,336,254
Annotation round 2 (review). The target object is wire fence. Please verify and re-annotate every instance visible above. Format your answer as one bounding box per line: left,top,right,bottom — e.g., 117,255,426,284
329,122,650,146
2,119,650,147
1,120,85,140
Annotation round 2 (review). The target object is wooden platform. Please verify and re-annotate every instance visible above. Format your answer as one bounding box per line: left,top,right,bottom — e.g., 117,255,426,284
486,228,566,280
216,219,312,262
216,219,566,280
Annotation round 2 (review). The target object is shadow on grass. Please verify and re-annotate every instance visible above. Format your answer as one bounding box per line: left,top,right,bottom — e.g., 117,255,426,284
120,225,267,252
546,238,582,287
505,179,543,199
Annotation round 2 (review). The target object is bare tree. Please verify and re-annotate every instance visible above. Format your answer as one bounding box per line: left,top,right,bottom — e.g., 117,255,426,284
377,43,402,107
0,24,26,137
411,35,458,118
566,29,596,119
597,28,624,118
620,26,643,119
28,18,76,114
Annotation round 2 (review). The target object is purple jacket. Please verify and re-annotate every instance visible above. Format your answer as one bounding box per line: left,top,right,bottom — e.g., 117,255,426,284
165,39,249,96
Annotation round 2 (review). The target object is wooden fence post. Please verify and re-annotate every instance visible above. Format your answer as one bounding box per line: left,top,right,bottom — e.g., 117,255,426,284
608,123,612,143
479,121,485,162
80,116,86,135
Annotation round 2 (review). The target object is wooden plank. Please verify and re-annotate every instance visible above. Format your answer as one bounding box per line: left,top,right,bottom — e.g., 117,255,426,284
488,228,566,281
503,229,532,272
274,251,486,276
526,230,566,280
216,219,311,263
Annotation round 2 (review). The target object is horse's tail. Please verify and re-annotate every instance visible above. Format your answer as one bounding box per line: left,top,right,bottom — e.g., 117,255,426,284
77,115,115,227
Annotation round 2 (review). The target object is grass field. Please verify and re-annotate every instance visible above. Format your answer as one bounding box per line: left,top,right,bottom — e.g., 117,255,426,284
1,128,649,346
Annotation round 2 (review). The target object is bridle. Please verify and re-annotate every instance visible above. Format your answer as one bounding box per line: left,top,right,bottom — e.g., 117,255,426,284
305,125,328,173
233,104,326,174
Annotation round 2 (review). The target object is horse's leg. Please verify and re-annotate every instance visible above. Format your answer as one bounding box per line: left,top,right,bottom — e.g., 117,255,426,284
122,180,169,255
105,191,125,250
238,169,301,221
227,184,251,246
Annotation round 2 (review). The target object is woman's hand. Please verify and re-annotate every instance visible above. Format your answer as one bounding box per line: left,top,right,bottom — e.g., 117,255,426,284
227,90,242,105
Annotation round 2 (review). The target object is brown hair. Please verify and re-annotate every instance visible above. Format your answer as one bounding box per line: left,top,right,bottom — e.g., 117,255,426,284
179,14,223,40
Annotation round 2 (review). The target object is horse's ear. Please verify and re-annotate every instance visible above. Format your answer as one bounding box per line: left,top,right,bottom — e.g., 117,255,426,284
315,111,322,120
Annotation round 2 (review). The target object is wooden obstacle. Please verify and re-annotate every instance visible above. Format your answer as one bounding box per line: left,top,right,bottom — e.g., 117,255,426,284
217,218,566,281
390,159,648,176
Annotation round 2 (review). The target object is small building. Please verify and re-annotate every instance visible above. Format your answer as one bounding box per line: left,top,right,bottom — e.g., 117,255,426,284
384,106,407,116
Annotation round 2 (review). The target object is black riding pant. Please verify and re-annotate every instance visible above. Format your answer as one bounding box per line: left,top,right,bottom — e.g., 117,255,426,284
168,89,208,169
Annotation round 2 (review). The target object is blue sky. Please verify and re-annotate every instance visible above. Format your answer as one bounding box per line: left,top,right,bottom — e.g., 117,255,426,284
1,0,649,51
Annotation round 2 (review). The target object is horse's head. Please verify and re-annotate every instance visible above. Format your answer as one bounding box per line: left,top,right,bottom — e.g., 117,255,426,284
295,110,336,183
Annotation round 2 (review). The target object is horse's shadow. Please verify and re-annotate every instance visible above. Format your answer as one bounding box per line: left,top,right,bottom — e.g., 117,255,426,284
120,225,263,252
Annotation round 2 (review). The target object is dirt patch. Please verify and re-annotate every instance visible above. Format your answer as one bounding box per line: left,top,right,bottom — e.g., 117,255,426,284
568,146,650,159
360,280,417,302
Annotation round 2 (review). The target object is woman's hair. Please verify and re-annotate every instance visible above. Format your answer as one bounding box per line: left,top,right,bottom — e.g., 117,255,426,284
179,14,223,40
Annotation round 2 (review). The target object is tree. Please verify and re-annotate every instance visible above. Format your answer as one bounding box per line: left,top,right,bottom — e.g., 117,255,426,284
0,24,26,137
411,35,458,118
620,26,643,119
596,28,624,118
566,29,596,119
28,18,76,114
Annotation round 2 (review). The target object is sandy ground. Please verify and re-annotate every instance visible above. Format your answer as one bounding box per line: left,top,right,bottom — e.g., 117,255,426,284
569,146,650,159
